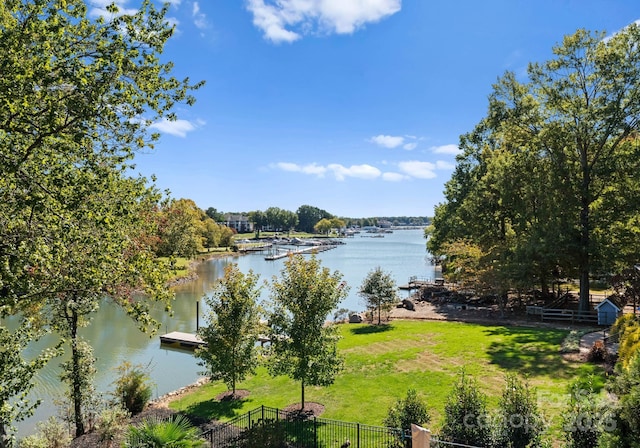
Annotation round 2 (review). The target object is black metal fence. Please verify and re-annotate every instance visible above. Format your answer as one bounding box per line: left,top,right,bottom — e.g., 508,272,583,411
201,405,411,448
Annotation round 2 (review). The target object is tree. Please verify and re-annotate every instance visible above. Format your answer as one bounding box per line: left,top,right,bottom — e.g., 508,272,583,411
296,205,333,233
205,207,225,222
427,26,640,310
493,374,544,448
358,267,397,325
196,264,263,396
314,218,333,235
267,254,348,410
156,198,206,258
281,210,299,237
0,0,200,437
248,210,267,238
440,370,491,447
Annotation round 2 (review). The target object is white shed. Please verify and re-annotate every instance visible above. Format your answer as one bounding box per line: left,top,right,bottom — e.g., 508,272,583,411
595,297,622,326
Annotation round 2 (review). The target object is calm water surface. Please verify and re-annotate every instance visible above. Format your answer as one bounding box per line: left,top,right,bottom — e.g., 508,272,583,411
19,228,432,435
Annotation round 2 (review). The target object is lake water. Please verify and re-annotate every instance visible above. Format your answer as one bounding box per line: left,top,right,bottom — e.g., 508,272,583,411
17,228,433,436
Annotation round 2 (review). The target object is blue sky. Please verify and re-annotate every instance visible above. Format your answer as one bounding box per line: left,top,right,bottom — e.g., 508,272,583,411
91,1,639,218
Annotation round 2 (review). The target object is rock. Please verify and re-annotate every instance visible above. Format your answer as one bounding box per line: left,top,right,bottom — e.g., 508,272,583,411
402,299,415,311
349,313,363,323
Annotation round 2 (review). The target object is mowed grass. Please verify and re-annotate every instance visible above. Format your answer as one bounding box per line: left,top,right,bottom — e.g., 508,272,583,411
169,320,604,435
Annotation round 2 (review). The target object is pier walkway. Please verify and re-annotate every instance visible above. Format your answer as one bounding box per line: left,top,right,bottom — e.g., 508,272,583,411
264,244,338,260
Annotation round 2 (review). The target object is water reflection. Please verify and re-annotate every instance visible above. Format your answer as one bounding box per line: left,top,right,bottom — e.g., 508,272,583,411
18,229,431,436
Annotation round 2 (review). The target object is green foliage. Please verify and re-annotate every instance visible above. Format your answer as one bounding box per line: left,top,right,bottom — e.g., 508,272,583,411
122,414,206,448
112,362,154,415
604,353,640,447
196,264,262,394
358,266,397,325
616,316,640,369
296,205,334,234
427,25,640,310
383,388,431,431
95,406,130,448
18,417,71,448
267,254,349,409
562,379,608,448
0,320,60,447
493,374,544,448
440,370,491,446
58,339,100,436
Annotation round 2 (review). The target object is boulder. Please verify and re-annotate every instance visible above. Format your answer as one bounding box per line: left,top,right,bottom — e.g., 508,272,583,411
348,313,363,323
402,299,415,311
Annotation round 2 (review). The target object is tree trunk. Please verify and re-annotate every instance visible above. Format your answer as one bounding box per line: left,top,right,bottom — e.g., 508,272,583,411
578,164,591,312
0,422,9,448
70,308,85,437
301,380,305,410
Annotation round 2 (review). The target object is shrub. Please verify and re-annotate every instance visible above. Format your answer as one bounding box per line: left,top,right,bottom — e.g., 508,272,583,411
112,362,153,415
586,340,607,364
122,414,206,448
384,388,430,447
95,406,130,447
18,417,71,448
493,374,544,448
440,370,491,446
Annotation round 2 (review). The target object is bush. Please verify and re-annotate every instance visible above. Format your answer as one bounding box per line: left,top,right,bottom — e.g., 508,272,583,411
122,414,206,448
384,388,430,447
112,362,153,415
18,417,71,448
586,340,607,363
493,374,544,448
95,406,130,447
440,370,491,446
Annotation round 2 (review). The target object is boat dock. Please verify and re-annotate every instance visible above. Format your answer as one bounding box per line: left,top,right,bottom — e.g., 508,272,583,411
264,244,338,260
159,331,271,351
159,331,205,350
398,276,445,290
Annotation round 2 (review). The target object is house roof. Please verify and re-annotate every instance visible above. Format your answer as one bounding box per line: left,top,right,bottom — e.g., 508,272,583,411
595,295,624,312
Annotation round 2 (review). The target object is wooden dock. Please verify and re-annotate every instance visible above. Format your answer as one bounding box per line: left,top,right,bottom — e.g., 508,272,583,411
159,331,205,350
159,331,271,351
264,244,338,260
398,276,445,290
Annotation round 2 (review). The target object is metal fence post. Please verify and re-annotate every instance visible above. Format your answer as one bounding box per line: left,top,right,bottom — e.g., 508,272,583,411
314,416,318,448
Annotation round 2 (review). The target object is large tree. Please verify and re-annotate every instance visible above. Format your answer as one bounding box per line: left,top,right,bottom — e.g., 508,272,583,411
0,0,201,438
296,205,333,233
428,26,640,310
267,254,348,410
196,264,263,396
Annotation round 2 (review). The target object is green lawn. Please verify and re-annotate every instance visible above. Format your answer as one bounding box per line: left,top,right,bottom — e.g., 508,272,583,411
169,320,604,438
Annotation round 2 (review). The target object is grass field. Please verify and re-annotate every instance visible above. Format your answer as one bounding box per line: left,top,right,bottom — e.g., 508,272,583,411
169,320,604,439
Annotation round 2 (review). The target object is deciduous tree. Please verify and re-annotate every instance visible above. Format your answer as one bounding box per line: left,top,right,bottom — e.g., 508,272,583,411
196,264,263,396
358,267,397,325
267,255,348,410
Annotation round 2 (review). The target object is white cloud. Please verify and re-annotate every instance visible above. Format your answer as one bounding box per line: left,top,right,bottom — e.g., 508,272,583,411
382,172,407,181
246,0,401,44
403,142,417,150
273,162,327,176
328,163,381,181
431,144,460,155
398,161,437,179
192,2,209,30
150,118,197,137
370,134,404,148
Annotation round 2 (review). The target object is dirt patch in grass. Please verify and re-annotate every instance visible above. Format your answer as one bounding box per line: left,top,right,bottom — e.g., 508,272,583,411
216,389,250,401
281,402,326,419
